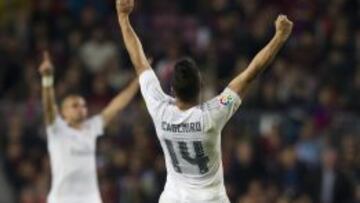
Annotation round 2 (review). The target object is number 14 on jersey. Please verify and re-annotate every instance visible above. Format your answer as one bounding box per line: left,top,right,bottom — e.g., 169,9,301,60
165,139,210,175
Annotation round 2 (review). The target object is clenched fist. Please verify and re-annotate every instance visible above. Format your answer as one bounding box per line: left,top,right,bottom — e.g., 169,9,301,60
116,0,134,15
39,51,54,76
275,15,293,41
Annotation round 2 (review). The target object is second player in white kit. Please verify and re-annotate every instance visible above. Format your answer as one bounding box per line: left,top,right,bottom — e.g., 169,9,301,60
116,0,294,202
46,115,104,203
38,52,139,203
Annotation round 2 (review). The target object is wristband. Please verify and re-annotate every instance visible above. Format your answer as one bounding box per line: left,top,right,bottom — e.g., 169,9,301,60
42,76,54,87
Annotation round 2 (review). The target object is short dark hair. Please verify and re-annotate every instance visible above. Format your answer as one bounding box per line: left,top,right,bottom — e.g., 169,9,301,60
171,57,201,103
60,94,84,109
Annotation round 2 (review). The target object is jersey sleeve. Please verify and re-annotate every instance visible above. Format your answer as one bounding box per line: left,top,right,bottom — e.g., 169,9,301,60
205,88,242,130
87,115,104,138
139,69,169,118
46,114,67,140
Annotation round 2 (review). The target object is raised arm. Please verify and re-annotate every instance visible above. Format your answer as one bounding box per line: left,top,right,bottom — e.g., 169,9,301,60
39,51,58,125
101,78,139,126
116,0,150,75
228,15,293,97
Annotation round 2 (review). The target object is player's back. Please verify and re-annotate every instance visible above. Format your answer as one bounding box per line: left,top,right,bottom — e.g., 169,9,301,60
139,69,241,202
156,103,228,202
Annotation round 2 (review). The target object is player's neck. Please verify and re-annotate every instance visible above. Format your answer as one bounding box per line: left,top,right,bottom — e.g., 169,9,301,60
67,121,83,130
175,99,198,111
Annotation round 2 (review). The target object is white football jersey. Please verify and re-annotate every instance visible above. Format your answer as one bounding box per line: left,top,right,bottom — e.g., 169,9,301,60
139,69,241,203
46,115,104,203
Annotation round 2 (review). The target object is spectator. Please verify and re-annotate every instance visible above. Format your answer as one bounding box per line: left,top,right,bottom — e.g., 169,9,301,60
80,27,117,74
304,147,354,203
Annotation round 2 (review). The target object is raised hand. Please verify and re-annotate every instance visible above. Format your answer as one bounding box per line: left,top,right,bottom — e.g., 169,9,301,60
39,51,54,77
228,14,294,97
116,0,135,16
275,14,293,41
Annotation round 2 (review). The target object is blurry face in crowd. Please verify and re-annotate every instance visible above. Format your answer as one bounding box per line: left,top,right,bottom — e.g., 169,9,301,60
355,184,360,201
92,29,105,43
61,95,88,124
236,141,253,164
280,147,297,169
322,148,337,170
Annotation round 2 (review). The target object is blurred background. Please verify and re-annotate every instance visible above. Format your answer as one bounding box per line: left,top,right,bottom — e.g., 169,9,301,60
0,0,359,202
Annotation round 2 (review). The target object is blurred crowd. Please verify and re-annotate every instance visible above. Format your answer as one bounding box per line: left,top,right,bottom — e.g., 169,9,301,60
0,0,359,202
